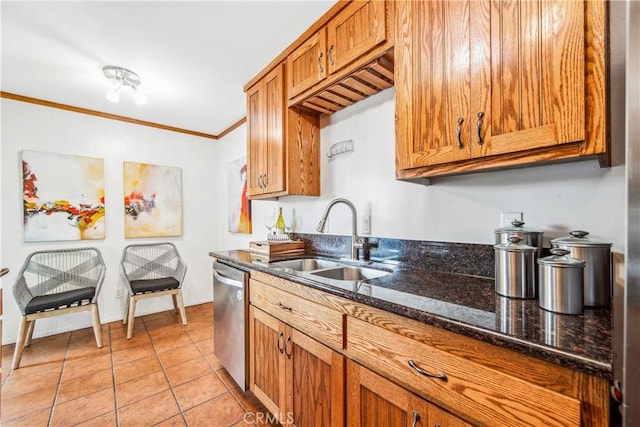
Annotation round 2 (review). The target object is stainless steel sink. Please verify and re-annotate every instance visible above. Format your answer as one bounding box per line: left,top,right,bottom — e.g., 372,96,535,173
270,258,343,272
309,266,391,281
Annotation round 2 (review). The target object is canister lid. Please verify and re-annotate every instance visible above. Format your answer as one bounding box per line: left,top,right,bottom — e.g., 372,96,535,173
550,230,613,248
494,236,537,253
537,248,586,267
495,220,542,235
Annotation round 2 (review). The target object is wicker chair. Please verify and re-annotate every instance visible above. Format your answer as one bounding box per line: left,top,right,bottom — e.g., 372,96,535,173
120,242,187,339
11,247,105,369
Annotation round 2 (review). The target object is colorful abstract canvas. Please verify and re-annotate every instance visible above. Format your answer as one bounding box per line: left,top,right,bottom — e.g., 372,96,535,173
22,150,106,242
123,162,183,238
227,156,251,234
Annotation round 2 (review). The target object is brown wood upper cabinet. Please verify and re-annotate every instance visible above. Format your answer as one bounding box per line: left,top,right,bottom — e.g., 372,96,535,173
395,0,608,179
287,0,389,101
246,63,320,199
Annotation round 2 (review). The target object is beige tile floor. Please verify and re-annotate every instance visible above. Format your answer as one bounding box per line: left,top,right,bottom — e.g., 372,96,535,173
1,303,278,426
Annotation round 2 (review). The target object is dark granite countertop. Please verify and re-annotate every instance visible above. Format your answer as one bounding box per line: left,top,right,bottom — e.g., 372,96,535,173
209,237,612,380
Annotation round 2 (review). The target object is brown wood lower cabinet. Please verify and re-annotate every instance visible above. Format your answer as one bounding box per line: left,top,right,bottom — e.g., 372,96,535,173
347,360,471,427
249,306,344,426
247,271,608,426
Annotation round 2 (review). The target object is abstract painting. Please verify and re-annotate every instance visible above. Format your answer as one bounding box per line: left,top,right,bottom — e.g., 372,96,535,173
123,161,183,238
227,156,251,234
22,150,105,242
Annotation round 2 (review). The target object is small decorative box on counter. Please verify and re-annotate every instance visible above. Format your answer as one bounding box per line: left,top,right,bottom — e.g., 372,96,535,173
249,240,305,257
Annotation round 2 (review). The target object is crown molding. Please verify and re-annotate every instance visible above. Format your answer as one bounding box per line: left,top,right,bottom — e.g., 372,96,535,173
0,92,246,141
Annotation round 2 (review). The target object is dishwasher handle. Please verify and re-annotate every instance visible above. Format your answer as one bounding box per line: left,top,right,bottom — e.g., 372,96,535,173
213,268,243,288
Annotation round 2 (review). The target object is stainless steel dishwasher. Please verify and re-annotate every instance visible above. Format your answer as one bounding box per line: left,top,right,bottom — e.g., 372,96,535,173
213,259,248,391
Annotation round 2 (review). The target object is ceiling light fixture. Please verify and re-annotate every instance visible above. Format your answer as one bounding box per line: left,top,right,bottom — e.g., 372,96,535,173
102,65,147,105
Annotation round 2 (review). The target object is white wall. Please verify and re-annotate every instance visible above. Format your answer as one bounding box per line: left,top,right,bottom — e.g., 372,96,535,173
1,99,218,344
212,88,625,257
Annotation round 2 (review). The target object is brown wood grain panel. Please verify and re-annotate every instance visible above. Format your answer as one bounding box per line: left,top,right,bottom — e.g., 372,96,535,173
442,0,470,154
290,329,344,427
346,316,582,427
352,69,392,91
286,107,320,197
301,102,336,115
341,76,379,96
393,0,413,170
287,30,327,99
250,307,283,415
327,1,386,75
583,0,608,160
327,84,367,102
250,279,343,350
469,0,491,158
547,0,585,143
316,90,354,108
519,0,542,132
344,301,577,394
264,65,285,194
246,84,265,197
496,0,520,136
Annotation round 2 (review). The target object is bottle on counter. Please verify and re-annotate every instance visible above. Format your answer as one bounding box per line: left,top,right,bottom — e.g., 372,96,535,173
275,207,286,235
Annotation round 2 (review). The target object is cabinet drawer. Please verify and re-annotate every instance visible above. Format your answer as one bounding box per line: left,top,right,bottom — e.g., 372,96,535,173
346,316,581,427
250,279,343,350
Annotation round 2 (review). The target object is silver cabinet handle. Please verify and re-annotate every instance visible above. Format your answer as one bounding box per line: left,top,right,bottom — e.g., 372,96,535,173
277,331,285,353
262,173,267,189
278,302,292,312
328,45,335,66
258,174,264,189
411,411,420,427
456,117,464,149
318,52,324,74
408,359,448,382
477,111,485,145
285,336,292,359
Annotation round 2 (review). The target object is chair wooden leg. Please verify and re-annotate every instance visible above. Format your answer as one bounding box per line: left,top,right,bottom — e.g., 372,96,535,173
12,316,29,369
171,293,179,314
91,304,103,348
123,296,130,325
25,318,36,347
176,290,188,326
126,297,137,339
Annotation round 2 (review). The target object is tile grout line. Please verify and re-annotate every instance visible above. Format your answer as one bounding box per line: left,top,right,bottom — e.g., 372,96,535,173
144,311,190,426
46,331,73,427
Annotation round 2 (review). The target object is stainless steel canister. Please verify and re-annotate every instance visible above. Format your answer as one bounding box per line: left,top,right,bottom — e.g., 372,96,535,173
495,220,544,254
551,230,612,307
494,236,537,299
538,248,585,314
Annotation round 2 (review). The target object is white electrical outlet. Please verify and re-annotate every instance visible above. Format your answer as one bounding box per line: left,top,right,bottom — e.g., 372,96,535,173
115,285,122,298
501,212,523,227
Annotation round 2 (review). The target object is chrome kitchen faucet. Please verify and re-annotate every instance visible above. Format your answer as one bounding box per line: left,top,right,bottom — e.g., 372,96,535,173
316,198,363,260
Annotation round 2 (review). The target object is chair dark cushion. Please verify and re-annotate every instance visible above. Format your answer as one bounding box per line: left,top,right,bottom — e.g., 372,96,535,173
25,287,95,314
130,277,180,294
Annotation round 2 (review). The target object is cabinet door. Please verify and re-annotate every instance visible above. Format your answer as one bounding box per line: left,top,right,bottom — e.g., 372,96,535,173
347,360,469,427
326,0,386,75
262,64,285,194
395,0,475,169
249,306,287,420
246,64,285,197
246,82,265,197
472,0,586,158
287,328,344,427
287,30,327,99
